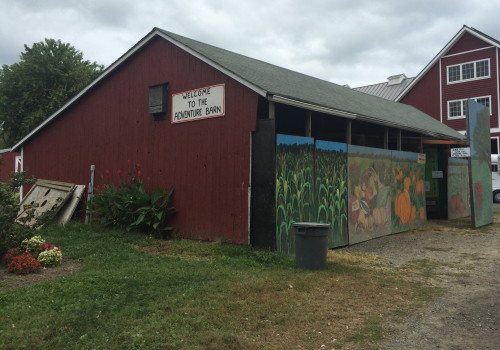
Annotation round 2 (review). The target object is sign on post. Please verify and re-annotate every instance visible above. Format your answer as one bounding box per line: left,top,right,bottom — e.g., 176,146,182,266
451,147,470,158
172,84,225,123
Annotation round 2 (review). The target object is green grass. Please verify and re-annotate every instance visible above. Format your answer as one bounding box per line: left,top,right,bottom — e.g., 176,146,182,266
1,223,434,349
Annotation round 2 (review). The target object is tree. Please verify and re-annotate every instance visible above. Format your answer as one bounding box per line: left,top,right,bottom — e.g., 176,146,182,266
0,39,103,146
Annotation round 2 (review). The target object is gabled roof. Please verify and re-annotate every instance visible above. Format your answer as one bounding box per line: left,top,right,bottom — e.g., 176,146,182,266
396,25,499,101
13,27,464,151
354,76,415,101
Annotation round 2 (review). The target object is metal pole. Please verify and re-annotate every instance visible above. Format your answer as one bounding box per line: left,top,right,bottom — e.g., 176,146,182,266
85,165,95,224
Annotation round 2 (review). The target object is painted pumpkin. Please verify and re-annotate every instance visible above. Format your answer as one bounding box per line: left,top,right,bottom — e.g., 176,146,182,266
409,205,417,225
403,177,412,191
395,190,411,225
419,207,426,222
415,179,425,196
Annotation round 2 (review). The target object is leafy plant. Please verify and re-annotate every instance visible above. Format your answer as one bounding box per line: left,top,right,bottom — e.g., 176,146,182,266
0,169,37,256
92,162,176,238
7,253,42,274
1,247,25,266
21,235,46,251
37,248,63,266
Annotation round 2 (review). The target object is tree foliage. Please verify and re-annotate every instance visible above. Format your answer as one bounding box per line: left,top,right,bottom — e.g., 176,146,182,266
0,39,103,146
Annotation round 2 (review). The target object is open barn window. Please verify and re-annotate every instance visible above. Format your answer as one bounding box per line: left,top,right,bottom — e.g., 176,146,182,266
149,83,168,120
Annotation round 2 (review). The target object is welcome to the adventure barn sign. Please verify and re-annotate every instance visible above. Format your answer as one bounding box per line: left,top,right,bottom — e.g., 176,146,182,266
171,84,225,123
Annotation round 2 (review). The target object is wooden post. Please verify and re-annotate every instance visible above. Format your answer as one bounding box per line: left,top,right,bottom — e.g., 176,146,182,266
269,101,275,120
384,127,389,149
397,129,402,151
346,120,352,144
306,111,312,137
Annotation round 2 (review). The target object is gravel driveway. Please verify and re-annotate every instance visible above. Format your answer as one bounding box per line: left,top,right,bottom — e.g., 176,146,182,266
341,212,500,350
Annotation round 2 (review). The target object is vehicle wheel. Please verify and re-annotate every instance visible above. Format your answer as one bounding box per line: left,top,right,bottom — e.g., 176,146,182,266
494,190,500,203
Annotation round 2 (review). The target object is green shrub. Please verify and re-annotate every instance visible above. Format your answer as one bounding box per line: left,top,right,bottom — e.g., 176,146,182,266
0,169,37,256
91,164,175,238
37,248,63,266
21,235,46,251
7,253,42,274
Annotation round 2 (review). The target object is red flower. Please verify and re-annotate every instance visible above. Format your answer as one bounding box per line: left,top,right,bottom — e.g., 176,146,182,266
137,170,142,176
105,169,110,175
116,170,122,175
136,163,142,168
127,159,132,164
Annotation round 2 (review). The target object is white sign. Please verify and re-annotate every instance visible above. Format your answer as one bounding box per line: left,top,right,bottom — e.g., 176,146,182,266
432,171,443,179
172,84,225,123
451,147,470,158
417,153,426,164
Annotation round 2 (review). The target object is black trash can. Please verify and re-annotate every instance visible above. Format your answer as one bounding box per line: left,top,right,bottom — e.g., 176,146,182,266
293,222,329,270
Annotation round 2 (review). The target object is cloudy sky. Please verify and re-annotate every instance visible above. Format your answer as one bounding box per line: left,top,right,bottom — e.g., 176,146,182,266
1,0,499,88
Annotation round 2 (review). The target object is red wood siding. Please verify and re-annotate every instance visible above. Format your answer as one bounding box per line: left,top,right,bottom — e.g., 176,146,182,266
22,37,259,244
441,46,498,131
400,63,441,120
0,151,19,181
445,32,492,56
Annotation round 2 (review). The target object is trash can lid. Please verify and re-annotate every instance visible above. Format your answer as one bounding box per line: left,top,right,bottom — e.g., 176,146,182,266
293,222,330,228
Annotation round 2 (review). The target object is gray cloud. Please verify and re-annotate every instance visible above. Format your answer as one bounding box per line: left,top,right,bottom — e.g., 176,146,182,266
0,0,499,87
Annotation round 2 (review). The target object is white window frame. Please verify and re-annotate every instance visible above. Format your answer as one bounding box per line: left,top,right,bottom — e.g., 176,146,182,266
447,95,492,120
447,59,490,84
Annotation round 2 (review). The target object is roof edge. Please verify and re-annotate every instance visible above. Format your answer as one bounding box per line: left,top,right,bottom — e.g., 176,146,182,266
12,28,269,151
396,25,499,101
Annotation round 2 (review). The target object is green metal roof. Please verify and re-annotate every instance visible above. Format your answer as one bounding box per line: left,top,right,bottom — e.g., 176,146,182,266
159,28,465,140
13,28,465,151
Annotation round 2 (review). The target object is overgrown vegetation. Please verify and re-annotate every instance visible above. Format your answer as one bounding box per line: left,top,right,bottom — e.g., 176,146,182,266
91,162,175,238
0,223,436,350
0,163,36,256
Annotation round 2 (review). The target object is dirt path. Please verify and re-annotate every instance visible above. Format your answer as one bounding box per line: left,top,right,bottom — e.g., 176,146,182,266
341,216,500,349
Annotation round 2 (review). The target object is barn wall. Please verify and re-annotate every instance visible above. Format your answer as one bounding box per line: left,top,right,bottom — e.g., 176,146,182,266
22,37,259,243
0,151,19,181
399,63,441,120
445,32,492,56
441,46,498,131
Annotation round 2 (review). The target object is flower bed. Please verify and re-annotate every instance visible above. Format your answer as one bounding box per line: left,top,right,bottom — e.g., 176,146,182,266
2,235,63,274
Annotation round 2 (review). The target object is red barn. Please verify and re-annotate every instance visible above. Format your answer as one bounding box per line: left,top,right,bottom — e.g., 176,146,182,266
396,25,500,156
12,28,463,247
0,149,20,181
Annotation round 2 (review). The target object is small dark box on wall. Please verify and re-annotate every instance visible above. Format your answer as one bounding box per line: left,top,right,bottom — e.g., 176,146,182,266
149,83,168,119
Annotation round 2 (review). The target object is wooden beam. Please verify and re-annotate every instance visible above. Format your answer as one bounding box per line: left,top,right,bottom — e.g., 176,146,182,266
346,120,352,144
384,127,389,149
269,101,275,120
422,139,467,145
306,111,312,137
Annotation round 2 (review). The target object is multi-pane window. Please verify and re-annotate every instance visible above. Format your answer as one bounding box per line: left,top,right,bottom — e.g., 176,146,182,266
448,96,491,119
476,60,489,77
449,101,462,117
447,59,490,83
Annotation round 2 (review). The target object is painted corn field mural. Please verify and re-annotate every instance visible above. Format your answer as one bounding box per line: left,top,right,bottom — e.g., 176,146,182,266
347,145,392,244
391,151,426,233
315,140,348,248
467,100,493,227
276,134,314,253
448,157,470,219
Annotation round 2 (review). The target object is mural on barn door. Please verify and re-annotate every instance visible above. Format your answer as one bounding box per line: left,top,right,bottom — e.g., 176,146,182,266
276,135,428,251
448,157,470,219
275,135,314,253
275,135,348,253
315,140,348,248
467,100,493,227
390,151,426,233
347,146,392,244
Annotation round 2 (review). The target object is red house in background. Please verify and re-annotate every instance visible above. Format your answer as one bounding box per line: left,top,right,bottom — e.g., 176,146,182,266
396,25,500,157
